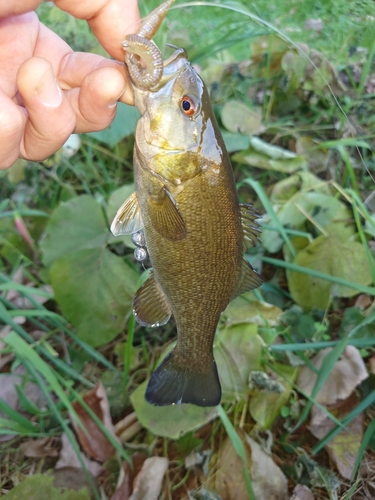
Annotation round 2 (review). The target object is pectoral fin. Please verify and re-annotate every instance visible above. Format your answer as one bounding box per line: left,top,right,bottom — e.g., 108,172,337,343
133,271,172,327
149,187,187,241
111,192,143,236
232,258,263,300
240,203,262,251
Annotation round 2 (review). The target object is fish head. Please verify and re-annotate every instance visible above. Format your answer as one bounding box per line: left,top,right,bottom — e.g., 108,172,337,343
133,48,217,159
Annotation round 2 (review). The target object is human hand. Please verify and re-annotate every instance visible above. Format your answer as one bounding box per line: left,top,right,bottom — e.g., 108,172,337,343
0,0,141,169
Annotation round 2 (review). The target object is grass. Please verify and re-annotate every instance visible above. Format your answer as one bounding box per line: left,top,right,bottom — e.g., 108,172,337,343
1,0,375,498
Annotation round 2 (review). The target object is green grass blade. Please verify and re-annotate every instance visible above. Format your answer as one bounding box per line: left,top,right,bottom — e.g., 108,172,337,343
23,360,101,500
311,388,375,456
4,331,84,429
261,256,375,296
0,399,38,433
242,179,296,257
352,198,375,286
350,419,375,480
271,337,375,352
218,405,256,500
0,303,92,387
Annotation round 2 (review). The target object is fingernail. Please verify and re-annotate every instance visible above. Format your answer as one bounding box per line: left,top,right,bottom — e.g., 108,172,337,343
108,89,125,109
36,73,62,108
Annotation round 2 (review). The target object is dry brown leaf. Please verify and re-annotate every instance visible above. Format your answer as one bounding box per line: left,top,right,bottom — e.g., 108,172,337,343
110,454,148,500
354,294,372,310
214,431,288,500
114,412,142,443
71,381,118,462
0,365,46,442
297,346,368,405
369,356,375,375
129,457,168,500
290,484,315,500
20,437,59,458
111,461,133,500
309,394,364,479
56,432,103,477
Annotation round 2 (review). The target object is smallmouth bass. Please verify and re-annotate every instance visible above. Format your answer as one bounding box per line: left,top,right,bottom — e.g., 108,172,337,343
112,0,262,406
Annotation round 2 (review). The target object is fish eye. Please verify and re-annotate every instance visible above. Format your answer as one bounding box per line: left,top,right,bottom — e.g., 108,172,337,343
180,95,196,116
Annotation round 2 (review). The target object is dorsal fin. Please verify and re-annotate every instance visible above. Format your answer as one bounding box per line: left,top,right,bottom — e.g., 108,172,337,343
111,192,143,236
240,203,262,251
133,271,172,327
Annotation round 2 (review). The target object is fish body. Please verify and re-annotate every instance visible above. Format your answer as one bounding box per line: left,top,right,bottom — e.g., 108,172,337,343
112,3,262,406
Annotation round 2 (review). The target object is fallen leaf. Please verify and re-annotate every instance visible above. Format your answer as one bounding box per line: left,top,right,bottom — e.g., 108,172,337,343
309,394,364,479
56,433,103,478
288,235,372,310
233,142,306,174
214,323,264,401
129,456,169,500
221,100,263,135
297,346,368,405
290,484,315,500
222,291,282,327
214,431,288,500
20,436,59,458
71,382,118,462
249,365,297,428
111,461,133,500
114,412,142,443
0,365,46,442
295,136,328,173
130,381,218,439
354,294,372,310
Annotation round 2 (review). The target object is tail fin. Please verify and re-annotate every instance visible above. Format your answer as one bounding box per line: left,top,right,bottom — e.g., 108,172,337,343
145,350,221,407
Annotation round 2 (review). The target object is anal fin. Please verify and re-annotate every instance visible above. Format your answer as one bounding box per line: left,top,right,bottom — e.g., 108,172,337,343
232,258,263,300
240,203,262,251
149,187,187,241
133,271,172,327
111,192,143,236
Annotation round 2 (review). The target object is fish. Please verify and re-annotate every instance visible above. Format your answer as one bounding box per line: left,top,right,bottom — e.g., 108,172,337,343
111,0,262,407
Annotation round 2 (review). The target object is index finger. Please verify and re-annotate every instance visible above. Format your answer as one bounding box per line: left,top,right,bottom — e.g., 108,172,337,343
54,0,141,61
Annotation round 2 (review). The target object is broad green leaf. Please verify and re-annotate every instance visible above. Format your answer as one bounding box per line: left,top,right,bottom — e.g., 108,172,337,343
233,137,306,173
130,381,218,439
87,103,140,147
50,248,138,346
41,196,108,267
214,323,263,401
287,235,373,310
249,364,297,428
222,291,282,327
3,473,90,500
270,172,331,203
221,131,250,153
262,191,355,253
221,100,263,135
